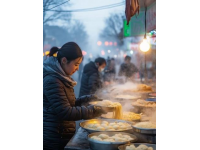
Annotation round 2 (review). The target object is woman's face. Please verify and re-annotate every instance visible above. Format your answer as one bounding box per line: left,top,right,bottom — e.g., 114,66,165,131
61,57,83,75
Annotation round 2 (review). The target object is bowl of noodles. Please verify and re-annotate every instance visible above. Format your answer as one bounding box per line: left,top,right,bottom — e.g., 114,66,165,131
89,100,123,117
102,112,141,122
80,119,133,133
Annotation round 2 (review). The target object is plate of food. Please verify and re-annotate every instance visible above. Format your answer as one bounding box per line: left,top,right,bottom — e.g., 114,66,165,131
89,100,123,116
102,112,141,122
132,99,156,108
88,132,137,150
123,84,154,94
132,122,156,134
80,119,133,133
118,143,156,150
115,95,141,100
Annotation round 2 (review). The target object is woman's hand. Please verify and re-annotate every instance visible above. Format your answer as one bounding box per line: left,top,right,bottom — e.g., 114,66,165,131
90,94,103,101
93,106,107,117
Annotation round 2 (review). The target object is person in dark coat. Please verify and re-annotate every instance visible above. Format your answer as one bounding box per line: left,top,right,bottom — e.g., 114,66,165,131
43,42,105,150
118,55,139,79
79,57,106,97
103,58,116,82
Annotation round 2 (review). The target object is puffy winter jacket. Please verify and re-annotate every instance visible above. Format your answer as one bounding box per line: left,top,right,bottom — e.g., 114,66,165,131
43,57,98,150
119,62,138,78
79,61,102,97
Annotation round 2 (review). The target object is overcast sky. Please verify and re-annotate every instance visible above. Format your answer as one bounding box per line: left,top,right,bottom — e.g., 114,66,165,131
65,0,125,49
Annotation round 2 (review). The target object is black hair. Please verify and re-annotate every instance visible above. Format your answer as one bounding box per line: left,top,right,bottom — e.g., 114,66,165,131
49,42,83,64
125,56,131,61
49,47,59,57
95,57,106,66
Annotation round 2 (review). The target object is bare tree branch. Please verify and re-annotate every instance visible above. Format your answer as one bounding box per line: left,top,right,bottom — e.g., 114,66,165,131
43,0,71,25
43,0,71,47
100,13,124,45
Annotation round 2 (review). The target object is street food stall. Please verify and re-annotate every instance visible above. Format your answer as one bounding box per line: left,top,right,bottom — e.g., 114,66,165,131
64,0,156,150
64,83,156,150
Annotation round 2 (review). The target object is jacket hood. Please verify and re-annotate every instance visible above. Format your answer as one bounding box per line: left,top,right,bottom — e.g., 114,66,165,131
43,57,77,87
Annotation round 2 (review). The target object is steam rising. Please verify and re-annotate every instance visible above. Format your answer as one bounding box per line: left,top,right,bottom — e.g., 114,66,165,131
95,81,156,123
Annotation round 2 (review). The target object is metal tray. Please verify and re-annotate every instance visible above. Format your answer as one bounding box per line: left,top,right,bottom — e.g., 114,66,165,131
131,102,156,108
146,97,156,102
118,143,156,150
130,132,156,144
80,119,133,133
123,90,154,94
114,95,141,100
132,126,156,135
88,131,137,150
101,116,140,122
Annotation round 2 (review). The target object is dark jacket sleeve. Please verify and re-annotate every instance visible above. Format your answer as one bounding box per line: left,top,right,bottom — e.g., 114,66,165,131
75,95,94,106
44,77,95,121
88,73,101,94
131,63,139,73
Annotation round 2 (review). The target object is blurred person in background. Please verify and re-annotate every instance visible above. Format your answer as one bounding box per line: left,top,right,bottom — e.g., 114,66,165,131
152,59,156,82
79,57,106,97
118,56,139,81
139,64,144,83
103,58,116,84
43,42,105,150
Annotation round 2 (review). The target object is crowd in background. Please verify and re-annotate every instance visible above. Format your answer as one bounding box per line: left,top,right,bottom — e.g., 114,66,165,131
78,55,156,95
45,46,156,98
43,42,156,150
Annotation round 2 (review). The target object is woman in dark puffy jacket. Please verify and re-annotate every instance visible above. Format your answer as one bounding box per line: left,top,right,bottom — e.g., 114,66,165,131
43,42,105,150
